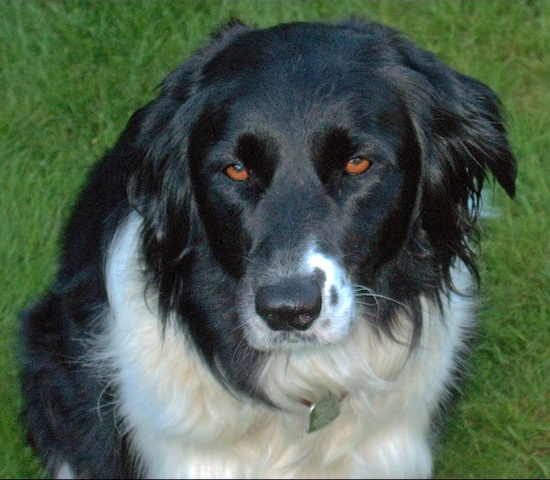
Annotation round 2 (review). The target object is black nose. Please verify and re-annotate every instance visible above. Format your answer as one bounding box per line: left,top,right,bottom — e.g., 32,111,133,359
255,277,322,331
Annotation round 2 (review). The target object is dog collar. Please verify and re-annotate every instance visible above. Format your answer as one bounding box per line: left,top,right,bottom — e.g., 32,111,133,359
302,392,342,433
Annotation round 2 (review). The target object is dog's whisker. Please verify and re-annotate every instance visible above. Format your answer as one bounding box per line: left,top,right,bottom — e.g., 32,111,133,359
352,285,411,311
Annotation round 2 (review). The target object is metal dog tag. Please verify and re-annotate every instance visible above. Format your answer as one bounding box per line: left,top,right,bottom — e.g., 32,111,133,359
306,392,341,433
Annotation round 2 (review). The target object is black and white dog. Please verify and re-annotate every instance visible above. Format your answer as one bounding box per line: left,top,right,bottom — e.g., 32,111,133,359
20,19,516,478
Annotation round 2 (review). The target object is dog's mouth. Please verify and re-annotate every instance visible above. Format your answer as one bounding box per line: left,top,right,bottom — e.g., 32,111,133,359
239,251,356,351
254,329,327,348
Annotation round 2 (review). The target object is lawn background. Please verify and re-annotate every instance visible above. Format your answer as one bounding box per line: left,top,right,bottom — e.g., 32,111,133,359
1,1,548,478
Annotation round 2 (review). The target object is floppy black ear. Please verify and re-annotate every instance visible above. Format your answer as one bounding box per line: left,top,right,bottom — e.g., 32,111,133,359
123,21,251,316
383,37,517,279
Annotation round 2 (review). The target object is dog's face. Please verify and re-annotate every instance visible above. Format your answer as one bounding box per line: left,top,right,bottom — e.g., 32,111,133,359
129,21,516,392
187,43,420,351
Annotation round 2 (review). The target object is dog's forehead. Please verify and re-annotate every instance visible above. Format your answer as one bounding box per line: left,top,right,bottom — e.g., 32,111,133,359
203,22,369,82
198,25,406,135
215,80,405,157
190,23,414,163
202,23,398,101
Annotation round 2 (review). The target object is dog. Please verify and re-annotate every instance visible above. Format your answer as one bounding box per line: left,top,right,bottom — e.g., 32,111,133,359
20,19,516,478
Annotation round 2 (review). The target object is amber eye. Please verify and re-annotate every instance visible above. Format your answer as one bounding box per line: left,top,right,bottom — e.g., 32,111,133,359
345,157,372,176
225,163,249,181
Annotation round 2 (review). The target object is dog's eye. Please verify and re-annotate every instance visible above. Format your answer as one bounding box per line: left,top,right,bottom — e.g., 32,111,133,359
345,157,372,176
225,163,249,181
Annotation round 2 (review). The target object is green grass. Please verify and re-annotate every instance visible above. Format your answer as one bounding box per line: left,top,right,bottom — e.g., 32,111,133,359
1,1,548,478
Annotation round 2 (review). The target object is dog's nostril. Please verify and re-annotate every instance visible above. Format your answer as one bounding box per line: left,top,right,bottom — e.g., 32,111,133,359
255,278,322,331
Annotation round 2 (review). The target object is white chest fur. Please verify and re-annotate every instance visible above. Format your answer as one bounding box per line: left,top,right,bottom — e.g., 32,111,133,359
101,214,475,479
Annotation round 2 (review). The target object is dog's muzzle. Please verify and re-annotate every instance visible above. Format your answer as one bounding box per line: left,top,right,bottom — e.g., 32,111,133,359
242,250,355,349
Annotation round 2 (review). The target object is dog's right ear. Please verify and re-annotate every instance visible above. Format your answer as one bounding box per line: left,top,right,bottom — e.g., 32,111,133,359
120,21,251,317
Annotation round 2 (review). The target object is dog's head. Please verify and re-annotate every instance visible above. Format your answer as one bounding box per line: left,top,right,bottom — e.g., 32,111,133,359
125,20,516,393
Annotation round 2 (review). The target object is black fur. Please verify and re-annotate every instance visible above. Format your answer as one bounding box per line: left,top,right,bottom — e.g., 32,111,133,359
20,19,516,477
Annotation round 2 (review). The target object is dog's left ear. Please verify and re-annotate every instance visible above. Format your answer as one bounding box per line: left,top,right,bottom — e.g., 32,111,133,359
383,36,517,275
410,65,517,198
